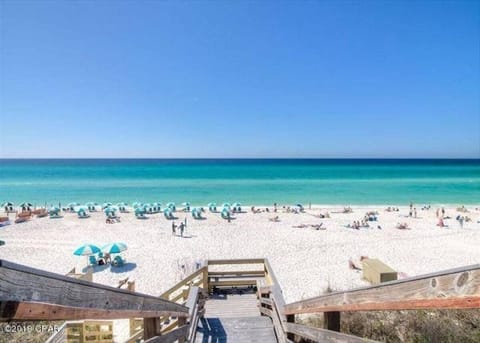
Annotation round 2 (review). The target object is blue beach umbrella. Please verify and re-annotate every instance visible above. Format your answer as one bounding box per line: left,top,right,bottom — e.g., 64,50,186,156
102,242,128,254
19,202,33,207
166,202,176,211
222,203,231,208
73,244,101,256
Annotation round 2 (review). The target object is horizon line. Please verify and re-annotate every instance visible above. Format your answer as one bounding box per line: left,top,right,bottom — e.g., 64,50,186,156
1,157,479,160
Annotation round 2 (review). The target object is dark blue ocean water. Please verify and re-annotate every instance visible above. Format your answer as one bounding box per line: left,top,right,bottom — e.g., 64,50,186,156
0,159,478,206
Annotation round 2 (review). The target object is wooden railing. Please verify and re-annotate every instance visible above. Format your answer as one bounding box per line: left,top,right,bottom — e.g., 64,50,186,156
2,258,479,343
260,262,480,343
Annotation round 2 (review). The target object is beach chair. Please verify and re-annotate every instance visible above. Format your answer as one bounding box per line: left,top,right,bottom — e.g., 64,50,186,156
135,212,147,219
164,209,174,220
78,210,90,219
221,209,231,220
89,255,98,266
112,255,126,267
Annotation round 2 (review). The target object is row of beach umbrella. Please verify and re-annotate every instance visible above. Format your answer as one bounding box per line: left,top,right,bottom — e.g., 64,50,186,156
73,242,128,256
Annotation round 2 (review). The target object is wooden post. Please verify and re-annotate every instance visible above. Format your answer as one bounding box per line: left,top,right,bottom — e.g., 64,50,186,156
143,317,160,339
286,314,295,340
324,311,341,332
177,316,186,343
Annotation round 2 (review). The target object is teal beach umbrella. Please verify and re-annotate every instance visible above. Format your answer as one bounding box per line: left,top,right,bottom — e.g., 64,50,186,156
102,242,128,254
73,244,100,256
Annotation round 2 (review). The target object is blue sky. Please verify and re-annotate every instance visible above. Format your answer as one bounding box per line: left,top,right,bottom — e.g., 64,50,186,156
0,1,479,158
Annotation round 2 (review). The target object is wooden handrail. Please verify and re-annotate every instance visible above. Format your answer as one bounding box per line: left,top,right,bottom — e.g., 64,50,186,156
283,322,378,342
0,259,188,320
284,264,480,315
207,258,265,265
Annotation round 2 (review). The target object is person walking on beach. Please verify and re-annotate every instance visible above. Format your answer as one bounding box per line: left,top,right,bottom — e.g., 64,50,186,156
414,208,417,218
179,222,185,237
172,221,176,235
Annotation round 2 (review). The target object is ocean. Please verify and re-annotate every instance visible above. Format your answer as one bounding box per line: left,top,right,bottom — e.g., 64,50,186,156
0,159,479,206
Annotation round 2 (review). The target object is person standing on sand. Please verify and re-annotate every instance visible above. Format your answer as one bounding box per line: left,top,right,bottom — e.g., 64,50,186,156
414,208,417,218
172,221,176,235
184,217,187,228
179,222,185,237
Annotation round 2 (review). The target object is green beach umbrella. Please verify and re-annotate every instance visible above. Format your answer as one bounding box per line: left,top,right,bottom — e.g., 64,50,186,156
222,203,231,208
2,202,13,207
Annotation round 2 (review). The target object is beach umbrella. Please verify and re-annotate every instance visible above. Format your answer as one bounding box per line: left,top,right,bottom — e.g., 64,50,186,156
182,202,190,206
135,207,146,215
102,202,112,209
73,244,100,256
166,202,176,210
222,203,231,208
19,202,33,207
104,206,116,213
102,242,128,254
76,206,88,213
132,202,143,209
208,202,216,207
68,202,80,207
2,202,13,207
104,207,116,216
49,206,60,215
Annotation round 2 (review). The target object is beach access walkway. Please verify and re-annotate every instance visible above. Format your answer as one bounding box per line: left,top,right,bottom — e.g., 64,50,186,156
1,258,479,343
195,291,277,343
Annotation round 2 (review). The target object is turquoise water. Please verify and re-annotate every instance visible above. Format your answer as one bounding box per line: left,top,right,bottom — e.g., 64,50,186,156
0,159,479,206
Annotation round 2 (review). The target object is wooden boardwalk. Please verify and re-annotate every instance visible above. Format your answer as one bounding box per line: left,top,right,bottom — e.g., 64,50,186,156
194,291,277,343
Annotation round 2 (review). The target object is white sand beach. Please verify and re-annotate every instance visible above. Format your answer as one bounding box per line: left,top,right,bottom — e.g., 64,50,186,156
0,205,479,303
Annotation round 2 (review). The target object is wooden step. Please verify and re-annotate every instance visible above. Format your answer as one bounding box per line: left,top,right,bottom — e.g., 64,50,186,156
195,316,277,343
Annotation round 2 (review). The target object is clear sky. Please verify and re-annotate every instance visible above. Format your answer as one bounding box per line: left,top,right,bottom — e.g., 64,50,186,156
0,0,479,158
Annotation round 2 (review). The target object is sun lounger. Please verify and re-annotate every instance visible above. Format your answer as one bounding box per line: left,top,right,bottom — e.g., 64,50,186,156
112,255,126,267
89,255,98,266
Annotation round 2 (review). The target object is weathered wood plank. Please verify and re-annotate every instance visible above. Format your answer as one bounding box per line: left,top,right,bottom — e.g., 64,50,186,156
144,324,189,343
284,264,480,314
160,267,206,301
0,301,185,321
207,258,265,265
284,322,378,343
209,279,258,287
0,259,188,320
208,270,265,276
144,317,161,340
